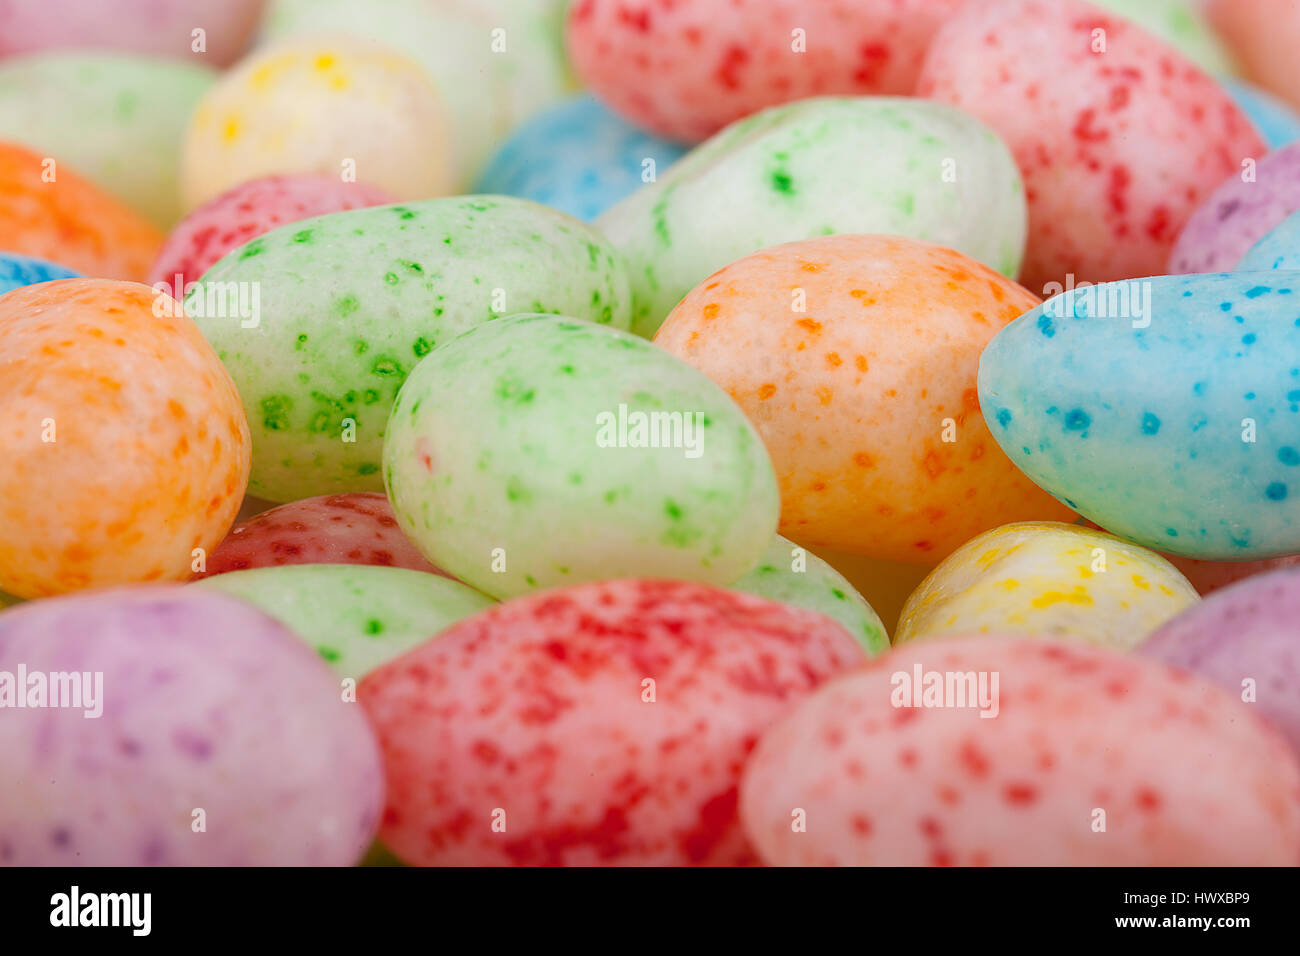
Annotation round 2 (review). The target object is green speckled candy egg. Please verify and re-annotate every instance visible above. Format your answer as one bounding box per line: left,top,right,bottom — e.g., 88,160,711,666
383,313,780,599
194,564,494,679
730,536,889,656
192,196,631,502
596,96,1027,337
0,53,215,227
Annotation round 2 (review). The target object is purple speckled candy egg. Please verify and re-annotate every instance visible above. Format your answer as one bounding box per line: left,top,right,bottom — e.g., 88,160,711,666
1167,140,1300,273
0,587,382,865
1140,568,1300,756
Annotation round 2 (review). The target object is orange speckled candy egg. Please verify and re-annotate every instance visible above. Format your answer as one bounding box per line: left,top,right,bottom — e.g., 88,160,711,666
0,279,250,597
0,141,163,281
654,235,1074,564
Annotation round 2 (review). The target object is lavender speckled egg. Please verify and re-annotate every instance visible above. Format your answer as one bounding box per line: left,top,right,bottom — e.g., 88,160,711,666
1168,140,1300,274
1140,567,1300,756
0,587,383,865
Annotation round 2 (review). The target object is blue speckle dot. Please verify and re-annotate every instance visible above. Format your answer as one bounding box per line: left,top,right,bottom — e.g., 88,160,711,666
1022,446,1032,456
1064,409,1091,431
1266,482,1288,501
996,408,1012,427
1141,413,1160,435
1245,286,1270,298
1289,390,1300,402
1037,314,1055,337
1245,392,1256,400
1242,333,1257,344
1219,301,1232,312
1193,382,1206,396
1235,315,1245,324
1062,497,1078,509
1165,528,1179,537
1280,447,1300,466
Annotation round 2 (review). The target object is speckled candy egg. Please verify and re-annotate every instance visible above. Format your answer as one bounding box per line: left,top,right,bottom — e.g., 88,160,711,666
599,96,1027,338
566,0,963,143
654,235,1072,563
895,522,1198,650
0,53,215,227
1140,568,1300,755
150,174,395,293
194,195,630,502
730,535,888,656
1162,552,1300,595
0,0,265,67
0,252,77,295
473,95,687,221
260,0,570,187
0,279,250,597
384,313,778,599
180,36,450,212
359,578,865,865
740,635,1300,865
195,493,443,579
980,273,1300,560
0,141,163,281
1238,209,1300,271
0,587,382,865
1168,140,1300,273
917,0,1263,293
196,565,494,679
1224,79,1300,149
1208,0,1300,111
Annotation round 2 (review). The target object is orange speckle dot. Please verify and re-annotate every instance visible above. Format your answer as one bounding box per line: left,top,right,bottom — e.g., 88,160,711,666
815,386,833,405
702,303,719,320
826,352,842,368
853,452,875,468
757,384,777,400
797,318,822,333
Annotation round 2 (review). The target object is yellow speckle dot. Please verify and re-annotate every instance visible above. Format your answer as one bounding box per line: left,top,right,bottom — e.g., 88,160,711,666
976,547,1001,569
1131,574,1150,591
997,578,1019,591
221,116,241,142
315,54,336,71
1030,587,1093,609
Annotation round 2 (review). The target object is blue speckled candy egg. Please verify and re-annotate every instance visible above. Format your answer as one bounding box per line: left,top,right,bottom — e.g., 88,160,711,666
1223,79,1300,149
473,95,687,222
979,272,1300,559
0,253,79,295
1239,210,1300,271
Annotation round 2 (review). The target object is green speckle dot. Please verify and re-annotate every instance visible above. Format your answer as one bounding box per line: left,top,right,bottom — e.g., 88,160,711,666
771,170,795,194
364,619,384,635
295,333,308,350
259,395,292,431
292,229,314,244
238,239,264,261
665,499,683,521
318,646,340,662
372,356,405,377
338,294,359,316
358,463,379,476
412,337,433,357
383,272,399,285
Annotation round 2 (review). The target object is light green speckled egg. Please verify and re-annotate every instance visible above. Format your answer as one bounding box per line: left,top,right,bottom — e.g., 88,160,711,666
596,96,1027,336
0,52,215,227
194,564,494,679
191,195,631,502
730,535,889,656
383,313,780,599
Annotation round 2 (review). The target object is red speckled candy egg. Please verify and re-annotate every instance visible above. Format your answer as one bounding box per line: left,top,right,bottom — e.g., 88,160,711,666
360,578,866,865
740,635,1300,865
566,0,964,143
149,173,394,291
194,492,445,579
917,0,1264,292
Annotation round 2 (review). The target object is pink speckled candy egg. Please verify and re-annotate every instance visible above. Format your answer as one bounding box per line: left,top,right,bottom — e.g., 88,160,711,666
917,0,1264,292
1161,553,1300,595
0,587,383,865
150,174,395,292
0,0,265,67
1167,139,1300,274
740,635,1300,865
566,0,964,143
1208,0,1300,112
195,493,446,580
360,578,865,865
1140,568,1300,756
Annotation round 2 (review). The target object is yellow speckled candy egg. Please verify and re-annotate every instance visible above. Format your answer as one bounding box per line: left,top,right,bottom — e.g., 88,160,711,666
895,522,1199,651
0,279,251,598
654,234,1073,564
180,36,451,212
